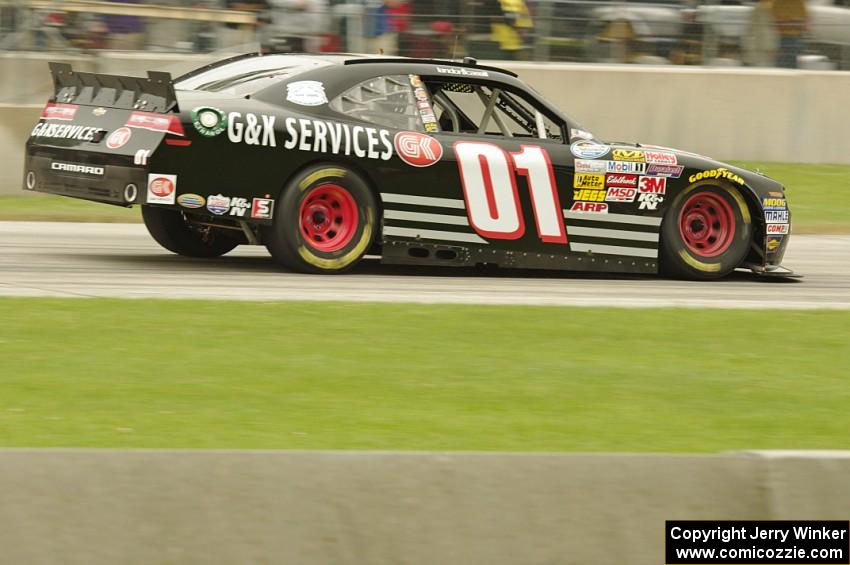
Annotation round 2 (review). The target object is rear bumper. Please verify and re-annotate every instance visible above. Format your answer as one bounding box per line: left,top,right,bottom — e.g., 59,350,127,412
23,146,146,206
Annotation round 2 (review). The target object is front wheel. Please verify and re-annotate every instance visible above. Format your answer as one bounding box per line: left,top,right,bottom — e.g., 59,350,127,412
141,206,240,258
263,164,377,274
660,182,753,280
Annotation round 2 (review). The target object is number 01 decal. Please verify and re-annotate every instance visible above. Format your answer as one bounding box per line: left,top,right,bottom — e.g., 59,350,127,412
455,142,567,244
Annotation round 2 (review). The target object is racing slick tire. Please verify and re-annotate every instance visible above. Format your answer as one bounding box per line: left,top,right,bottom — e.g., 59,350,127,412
660,181,753,280
141,205,240,258
264,164,377,274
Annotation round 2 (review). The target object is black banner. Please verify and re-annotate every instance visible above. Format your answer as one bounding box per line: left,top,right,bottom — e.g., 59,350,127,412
666,521,849,564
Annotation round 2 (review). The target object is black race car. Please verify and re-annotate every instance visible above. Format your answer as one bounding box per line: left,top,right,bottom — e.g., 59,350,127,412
23,54,793,279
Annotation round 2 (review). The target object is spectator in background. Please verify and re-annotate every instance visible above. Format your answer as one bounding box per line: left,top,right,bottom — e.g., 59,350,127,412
103,0,145,50
366,0,410,55
744,0,778,66
772,0,807,68
262,0,327,53
486,0,533,60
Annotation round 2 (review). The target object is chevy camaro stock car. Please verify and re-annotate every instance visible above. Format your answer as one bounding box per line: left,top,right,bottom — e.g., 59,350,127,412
23,54,794,279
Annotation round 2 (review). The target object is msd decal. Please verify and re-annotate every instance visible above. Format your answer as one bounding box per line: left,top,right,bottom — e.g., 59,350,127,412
394,132,443,167
605,187,637,203
147,174,176,204
638,176,667,194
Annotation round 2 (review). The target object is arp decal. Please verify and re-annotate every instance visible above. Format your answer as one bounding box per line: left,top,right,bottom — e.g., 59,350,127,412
394,132,443,167
147,174,176,205
570,202,608,213
455,142,567,244
105,127,132,149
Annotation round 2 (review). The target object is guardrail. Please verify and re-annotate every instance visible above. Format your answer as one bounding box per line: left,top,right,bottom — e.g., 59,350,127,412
1,450,848,565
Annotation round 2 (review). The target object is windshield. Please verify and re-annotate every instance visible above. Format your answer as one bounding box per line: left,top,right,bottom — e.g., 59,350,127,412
175,56,332,96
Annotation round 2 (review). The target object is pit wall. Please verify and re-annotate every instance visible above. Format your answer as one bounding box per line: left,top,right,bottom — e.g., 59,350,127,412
3,53,850,194
0,450,848,565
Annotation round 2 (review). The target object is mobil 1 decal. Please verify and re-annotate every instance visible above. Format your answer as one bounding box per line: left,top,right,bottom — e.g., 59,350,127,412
454,142,567,244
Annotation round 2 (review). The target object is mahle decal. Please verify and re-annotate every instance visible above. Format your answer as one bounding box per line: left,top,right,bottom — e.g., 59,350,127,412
191,107,227,137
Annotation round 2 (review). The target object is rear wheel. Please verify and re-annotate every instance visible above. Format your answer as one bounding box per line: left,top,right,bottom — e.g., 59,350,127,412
263,164,377,274
141,205,240,258
660,181,752,280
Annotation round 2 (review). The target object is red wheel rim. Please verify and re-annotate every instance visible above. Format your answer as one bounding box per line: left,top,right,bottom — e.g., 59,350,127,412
678,192,736,258
299,184,359,252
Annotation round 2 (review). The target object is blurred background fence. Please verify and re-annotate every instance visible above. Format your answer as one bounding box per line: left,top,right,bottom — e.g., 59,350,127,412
1,0,850,82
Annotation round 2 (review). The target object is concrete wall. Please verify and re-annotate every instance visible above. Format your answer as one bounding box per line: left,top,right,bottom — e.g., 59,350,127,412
3,55,850,195
0,450,848,565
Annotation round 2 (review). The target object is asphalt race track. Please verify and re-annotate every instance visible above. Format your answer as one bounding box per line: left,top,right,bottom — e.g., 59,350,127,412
1,222,848,309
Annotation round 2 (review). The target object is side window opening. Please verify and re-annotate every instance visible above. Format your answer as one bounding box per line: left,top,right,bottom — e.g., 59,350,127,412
330,74,436,132
426,80,564,143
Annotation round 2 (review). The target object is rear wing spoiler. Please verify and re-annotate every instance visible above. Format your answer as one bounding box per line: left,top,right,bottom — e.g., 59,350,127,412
48,62,179,113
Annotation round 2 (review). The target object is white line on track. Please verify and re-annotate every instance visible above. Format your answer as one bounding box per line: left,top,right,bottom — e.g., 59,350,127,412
1,222,848,309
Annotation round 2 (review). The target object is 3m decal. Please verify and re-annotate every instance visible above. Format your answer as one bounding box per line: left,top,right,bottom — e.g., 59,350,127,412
638,176,667,195
394,132,443,167
206,194,230,215
575,159,608,173
573,189,606,202
606,174,638,188
570,202,608,213
455,142,567,244
286,81,328,106
251,198,274,219
574,173,604,190
147,174,176,204
689,168,745,185
766,223,790,234
765,210,789,223
571,140,610,159
281,117,393,161
177,193,205,209
645,164,684,178
50,162,104,176
228,112,276,147
31,123,103,141
606,161,646,174
637,193,663,210
643,151,677,165
605,187,637,202
436,66,488,77
191,107,227,137
613,149,645,162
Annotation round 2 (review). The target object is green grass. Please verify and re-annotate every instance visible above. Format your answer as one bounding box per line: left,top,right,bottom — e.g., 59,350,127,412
3,161,848,231
1,298,848,452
